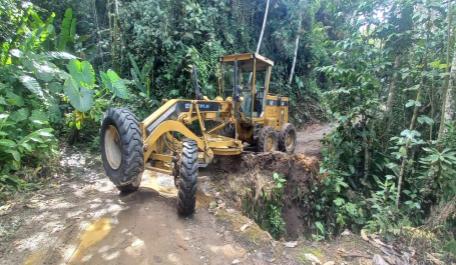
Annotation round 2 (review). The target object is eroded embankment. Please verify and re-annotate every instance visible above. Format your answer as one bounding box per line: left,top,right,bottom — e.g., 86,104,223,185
208,152,320,239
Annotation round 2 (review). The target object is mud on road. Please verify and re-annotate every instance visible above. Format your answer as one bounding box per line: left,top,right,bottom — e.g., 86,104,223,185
0,123,379,265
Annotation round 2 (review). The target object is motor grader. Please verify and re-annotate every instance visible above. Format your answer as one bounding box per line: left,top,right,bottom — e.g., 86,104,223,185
100,53,297,216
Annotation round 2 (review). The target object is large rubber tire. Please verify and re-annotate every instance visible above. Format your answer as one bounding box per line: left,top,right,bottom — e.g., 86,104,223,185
100,108,144,193
279,123,297,154
257,126,278,153
176,140,198,216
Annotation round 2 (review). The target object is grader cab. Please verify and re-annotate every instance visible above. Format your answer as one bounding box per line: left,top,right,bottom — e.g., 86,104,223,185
100,53,297,216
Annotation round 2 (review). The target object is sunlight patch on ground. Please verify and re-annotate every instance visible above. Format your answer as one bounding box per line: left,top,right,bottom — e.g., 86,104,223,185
124,238,145,257
209,244,246,258
16,232,49,252
23,249,46,265
91,203,123,219
141,170,177,197
167,252,184,264
68,217,113,264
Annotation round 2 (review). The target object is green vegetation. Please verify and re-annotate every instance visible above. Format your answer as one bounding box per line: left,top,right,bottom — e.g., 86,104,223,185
0,2,127,196
243,172,287,239
0,0,455,260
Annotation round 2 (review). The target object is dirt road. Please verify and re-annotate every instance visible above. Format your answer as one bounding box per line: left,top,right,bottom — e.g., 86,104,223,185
295,123,333,156
0,155,285,265
0,124,334,265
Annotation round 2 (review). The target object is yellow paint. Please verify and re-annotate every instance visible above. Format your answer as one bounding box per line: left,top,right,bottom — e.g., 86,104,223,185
23,249,46,265
69,218,112,264
139,53,292,178
142,171,211,208
142,171,177,198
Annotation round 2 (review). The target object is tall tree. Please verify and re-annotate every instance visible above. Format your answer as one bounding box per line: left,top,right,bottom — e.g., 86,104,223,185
437,1,456,140
438,0,455,141
255,0,270,54
395,0,430,207
288,9,303,85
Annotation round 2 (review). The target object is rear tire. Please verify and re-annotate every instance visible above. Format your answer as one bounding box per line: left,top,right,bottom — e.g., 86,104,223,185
176,140,198,216
100,108,144,193
279,123,297,154
257,126,278,152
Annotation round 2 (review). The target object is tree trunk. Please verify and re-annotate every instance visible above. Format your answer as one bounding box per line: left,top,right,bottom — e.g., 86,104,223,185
255,0,270,53
109,0,122,72
385,55,401,119
92,0,105,70
443,76,455,121
362,120,371,180
396,85,423,208
396,6,430,207
439,50,456,138
438,0,454,141
288,13,303,85
249,0,270,83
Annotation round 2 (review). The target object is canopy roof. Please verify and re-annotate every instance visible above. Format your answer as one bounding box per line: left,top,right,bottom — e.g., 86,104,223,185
220,53,274,71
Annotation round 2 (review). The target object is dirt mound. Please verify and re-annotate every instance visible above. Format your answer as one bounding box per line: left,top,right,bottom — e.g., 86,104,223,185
208,152,320,240
241,152,319,176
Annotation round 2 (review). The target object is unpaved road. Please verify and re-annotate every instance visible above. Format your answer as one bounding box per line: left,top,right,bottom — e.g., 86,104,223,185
0,124,333,265
0,156,282,265
295,123,333,156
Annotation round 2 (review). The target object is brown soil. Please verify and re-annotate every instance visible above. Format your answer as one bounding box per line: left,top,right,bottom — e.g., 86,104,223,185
0,150,291,265
211,151,320,240
0,123,382,265
295,123,333,157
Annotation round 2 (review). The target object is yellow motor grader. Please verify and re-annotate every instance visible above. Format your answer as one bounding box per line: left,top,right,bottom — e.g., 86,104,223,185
100,53,297,216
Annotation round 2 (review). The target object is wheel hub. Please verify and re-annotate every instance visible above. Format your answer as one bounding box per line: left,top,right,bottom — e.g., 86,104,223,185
105,125,122,169
266,135,276,152
285,132,295,150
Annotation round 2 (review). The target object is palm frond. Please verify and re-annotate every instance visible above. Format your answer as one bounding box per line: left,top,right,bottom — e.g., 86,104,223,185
43,51,78,60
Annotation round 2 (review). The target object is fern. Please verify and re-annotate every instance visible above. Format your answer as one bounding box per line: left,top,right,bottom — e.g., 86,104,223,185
57,8,77,51
19,75,43,98
128,53,153,96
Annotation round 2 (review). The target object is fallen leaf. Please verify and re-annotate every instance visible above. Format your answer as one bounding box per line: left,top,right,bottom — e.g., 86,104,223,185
361,229,369,241
0,204,12,216
323,261,336,265
240,221,252,232
337,248,347,255
283,241,298,248
303,253,321,264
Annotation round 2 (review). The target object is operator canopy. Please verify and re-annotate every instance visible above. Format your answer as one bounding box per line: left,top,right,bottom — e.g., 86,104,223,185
220,53,274,71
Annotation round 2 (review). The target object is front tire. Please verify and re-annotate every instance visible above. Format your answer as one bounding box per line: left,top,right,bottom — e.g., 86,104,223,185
176,140,198,216
279,123,297,154
257,126,278,152
100,108,144,193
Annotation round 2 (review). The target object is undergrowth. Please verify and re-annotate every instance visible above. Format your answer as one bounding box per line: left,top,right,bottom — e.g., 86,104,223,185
243,172,287,239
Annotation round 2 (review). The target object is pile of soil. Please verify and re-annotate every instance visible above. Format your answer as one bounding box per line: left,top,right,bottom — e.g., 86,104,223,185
207,152,321,239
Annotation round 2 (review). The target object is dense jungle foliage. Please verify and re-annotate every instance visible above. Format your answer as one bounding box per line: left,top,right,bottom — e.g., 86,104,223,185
1,0,455,259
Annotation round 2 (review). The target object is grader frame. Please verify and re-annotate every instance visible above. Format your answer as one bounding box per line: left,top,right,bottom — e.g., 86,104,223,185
140,98,244,175
101,53,296,216
141,53,291,175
